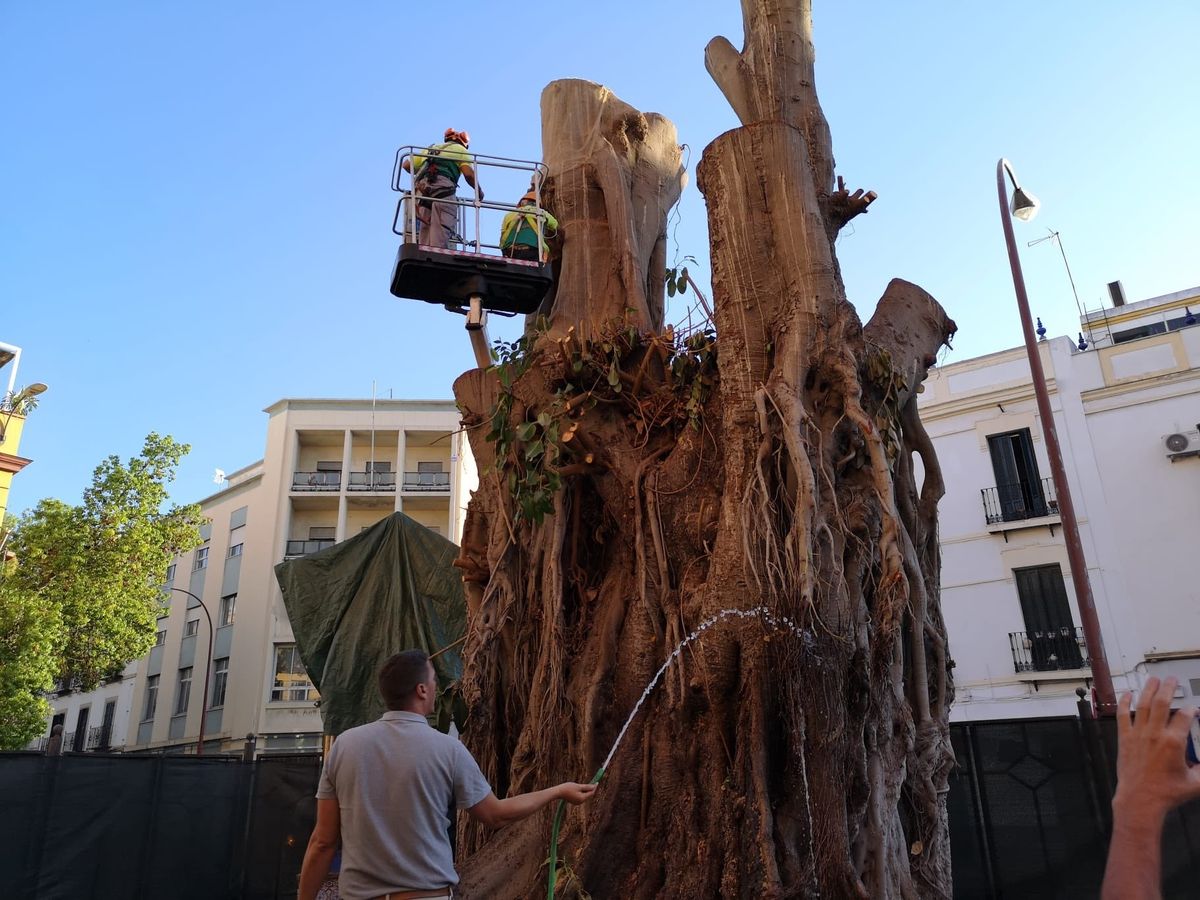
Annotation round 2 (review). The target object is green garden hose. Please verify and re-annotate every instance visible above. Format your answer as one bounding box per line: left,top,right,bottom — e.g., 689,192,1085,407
547,767,605,900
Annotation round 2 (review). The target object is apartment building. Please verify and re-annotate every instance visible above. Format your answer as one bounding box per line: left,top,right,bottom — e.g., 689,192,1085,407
922,283,1200,720
35,398,476,754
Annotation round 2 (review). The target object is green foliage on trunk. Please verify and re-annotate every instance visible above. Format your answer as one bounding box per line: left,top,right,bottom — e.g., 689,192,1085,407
0,433,204,749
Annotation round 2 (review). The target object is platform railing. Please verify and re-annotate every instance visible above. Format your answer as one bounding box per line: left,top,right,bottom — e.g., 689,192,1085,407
391,147,552,259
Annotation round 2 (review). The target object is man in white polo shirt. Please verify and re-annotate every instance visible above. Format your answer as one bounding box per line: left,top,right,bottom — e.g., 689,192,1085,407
298,649,596,900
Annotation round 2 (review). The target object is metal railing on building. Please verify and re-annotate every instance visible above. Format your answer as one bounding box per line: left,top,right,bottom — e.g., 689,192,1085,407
1009,627,1090,673
402,471,450,491
291,471,341,492
85,723,114,751
347,471,397,491
283,539,335,559
981,477,1059,525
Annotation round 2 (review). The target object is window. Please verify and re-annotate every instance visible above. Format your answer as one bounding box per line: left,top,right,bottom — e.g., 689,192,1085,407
309,526,336,541
271,644,319,702
174,667,193,716
1113,322,1167,344
366,460,392,473
316,460,342,472
227,543,243,559
211,658,229,708
143,675,160,721
100,699,116,749
1168,313,1198,332
987,429,1048,522
426,525,443,536
219,593,236,627
73,707,89,753
184,619,199,637
193,546,209,571
154,629,166,647
417,461,444,474
230,506,248,529
165,563,177,583
1014,564,1083,672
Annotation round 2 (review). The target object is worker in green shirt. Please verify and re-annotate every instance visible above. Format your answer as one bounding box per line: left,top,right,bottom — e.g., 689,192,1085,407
499,190,558,262
401,128,483,249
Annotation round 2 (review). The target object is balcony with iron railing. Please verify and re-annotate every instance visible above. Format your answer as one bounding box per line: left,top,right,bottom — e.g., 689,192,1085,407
348,471,397,492
291,471,341,492
284,538,335,559
402,471,450,492
981,477,1060,527
85,723,114,751
1009,627,1090,674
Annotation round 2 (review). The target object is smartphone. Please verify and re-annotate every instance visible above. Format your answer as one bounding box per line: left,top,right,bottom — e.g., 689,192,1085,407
1187,714,1200,767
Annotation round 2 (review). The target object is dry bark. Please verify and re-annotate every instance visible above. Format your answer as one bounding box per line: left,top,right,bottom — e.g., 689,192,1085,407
452,2,957,897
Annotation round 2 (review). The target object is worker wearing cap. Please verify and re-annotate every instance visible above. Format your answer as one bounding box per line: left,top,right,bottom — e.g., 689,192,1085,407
499,191,558,262
401,129,483,250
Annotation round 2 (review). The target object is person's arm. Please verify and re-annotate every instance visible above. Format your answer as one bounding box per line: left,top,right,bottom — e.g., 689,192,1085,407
1102,676,1200,900
468,782,596,828
298,798,341,900
460,163,483,200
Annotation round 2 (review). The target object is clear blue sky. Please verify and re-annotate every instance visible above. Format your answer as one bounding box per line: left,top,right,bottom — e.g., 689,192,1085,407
3,2,1198,514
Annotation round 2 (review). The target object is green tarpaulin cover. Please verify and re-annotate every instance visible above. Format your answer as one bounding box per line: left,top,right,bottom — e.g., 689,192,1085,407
274,512,466,737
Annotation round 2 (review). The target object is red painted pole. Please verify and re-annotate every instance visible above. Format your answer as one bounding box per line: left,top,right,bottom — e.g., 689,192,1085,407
996,159,1117,716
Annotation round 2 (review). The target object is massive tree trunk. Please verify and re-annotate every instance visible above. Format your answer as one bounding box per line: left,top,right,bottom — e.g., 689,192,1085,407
452,2,957,897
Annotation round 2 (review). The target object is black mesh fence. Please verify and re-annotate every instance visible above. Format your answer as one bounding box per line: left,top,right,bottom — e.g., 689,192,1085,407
0,751,318,900
948,715,1200,899
5,716,1200,898
242,755,323,900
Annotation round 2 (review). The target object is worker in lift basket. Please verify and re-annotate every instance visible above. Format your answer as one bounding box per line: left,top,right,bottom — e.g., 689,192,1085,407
401,129,484,249
499,190,558,262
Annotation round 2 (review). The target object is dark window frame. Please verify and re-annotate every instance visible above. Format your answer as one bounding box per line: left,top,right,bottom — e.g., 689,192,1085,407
143,675,160,722
173,668,192,717
987,428,1048,522
219,593,236,627
211,658,229,708
1014,563,1083,671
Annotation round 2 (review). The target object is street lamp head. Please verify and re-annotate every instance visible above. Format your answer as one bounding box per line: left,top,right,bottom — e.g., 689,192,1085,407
25,383,48,397
1011,187,1040,222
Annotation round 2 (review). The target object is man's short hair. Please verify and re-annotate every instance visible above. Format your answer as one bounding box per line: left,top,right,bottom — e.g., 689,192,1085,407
379,649,433,710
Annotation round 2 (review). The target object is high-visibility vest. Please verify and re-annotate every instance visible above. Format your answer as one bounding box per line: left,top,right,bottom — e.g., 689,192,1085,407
500,206,558,255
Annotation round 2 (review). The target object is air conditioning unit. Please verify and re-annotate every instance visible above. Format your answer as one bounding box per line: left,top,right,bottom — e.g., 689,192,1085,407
1163,428,1200,460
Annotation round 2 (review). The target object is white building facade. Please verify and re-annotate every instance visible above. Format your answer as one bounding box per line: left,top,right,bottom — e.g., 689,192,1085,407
35,398,476,754
923,285,1200,721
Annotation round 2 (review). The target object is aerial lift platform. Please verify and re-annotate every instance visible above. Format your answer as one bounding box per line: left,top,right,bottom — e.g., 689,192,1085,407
389,148,555,367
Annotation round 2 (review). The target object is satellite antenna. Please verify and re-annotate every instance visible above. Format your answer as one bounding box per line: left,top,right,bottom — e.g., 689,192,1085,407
213,468,227,485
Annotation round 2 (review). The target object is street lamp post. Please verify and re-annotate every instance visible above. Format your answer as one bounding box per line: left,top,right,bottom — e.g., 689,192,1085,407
0,382,49,441
996,158,1117,716
171,587,216,753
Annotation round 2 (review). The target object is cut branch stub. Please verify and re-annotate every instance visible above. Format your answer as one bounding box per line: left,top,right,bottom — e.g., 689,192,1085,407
863,278,957,402
540,79,686,338
705,0,833,195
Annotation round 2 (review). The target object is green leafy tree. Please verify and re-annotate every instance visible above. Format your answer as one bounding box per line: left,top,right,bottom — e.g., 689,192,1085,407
0,434,203,747
0,554,62,747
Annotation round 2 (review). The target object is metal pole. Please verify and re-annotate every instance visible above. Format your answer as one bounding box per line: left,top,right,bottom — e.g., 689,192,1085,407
996,159,1117,715
172,587,215,753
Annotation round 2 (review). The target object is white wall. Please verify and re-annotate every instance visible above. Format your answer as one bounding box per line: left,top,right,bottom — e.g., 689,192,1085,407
922,327,1200,721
